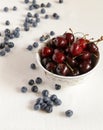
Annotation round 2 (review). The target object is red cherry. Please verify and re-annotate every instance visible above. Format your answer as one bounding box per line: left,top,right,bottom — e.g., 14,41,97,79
46,62,56,72
70,43,83,56
66,56,78,67
76,38,89,49
54,36,67,48
56,63,71,76
52,51,65,63
79,51,91,60
86,42,98,53
63,32,74,44
41,47,53,57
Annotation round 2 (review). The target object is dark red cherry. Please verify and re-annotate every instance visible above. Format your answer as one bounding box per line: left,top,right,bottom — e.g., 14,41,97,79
56,63,71,76
79,51,91,60
76,38,89,49
86,42,98,53
53,36,67,48
41,47,53,57
63,32,74,44
79,60,92,74
66,56,78,67
52,51,65,63
70,68,80,76
46,62,56,73
70,43,83,56
41,57,52,67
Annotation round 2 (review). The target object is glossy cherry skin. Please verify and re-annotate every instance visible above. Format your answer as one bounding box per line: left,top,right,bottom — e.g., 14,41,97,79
53,36,67,48
52,51,65,63
76,38,89,49
63,32,74,44
70,68,80,76
46,62,56,72
86,42,98,53
56,63,71,76
79,60,92,74
41,47,53,57
79,51,91,60
70,43,83,56
66,56,78,67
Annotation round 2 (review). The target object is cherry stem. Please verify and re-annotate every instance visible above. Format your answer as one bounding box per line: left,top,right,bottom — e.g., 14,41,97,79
69,28,74,34
65,62,74,72
93,36,103,44
92,53,99,58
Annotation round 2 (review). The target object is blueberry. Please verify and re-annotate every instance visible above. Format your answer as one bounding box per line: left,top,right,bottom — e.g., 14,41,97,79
55,15,60,19
34,13,39,18
0,51,6,56
27,12,32,17
24,26,30,31
24,0,29,3
45,106,53,113
55,84,61,90
27,45,33,50
36,98,43,104
8,42,14,48
9,34,14,39
33,4,39,9
21,86,27,93
45,14,49,19
41,3,45,7
3,7,9,12
43,97,50,103
5,47,10,53
50,94,57,101
46,100,54,107
33,42,38,48
15,27,20,32
0,43,5,49
28,79,34,85
30,63,36,69
32,21,37,27
36,18,40,23
35,77,42,84
32,0,36,4
29,5,34,10
59,0,63,3
29,19,34,24
53,13,60,19
31,85,38,93
13,6,17,11
42,90,49,97
4,37,9,42
41,8,46,14
46,2,52,8
39,36,45,42
34,104,41,110
14,32,20,38
54,98,62,106
5,20,10,25
41,102,47,110
65,110,73,117
50,31,55,36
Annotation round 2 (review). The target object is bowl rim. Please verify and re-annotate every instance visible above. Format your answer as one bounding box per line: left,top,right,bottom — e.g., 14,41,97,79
36,50,100,79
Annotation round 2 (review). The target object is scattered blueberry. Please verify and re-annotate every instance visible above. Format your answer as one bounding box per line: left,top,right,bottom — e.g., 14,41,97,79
29,5,34,10
33,42,38,48
41,8,46,14
27,45,33,51
43,96,50,103
13,6,17,11
46,2,52,8
0,51,6,56
59,0,63,3
24,0,29,3
50,94,57,101
45,14,49,19
27,12,32,17
24,26,30,31
30,63,36,69
50,31,55,36
33,4,40,9
0,43,5,49
21,86,27,93
34,13,39,18
8,42,14,48
32,21,37,27
41,3,45,7
45,106,53,113
42,90,49,97
55,84,61,90
34,104,41,110
36,18,40,23
5,47,10,53
36,98,43,104
32,0,36,4
39,36,45,42
5,20,10,25
35,77,42,84
3,7,9,12
65,110,73,117
41,102,47,110
28,79,34,85
54,98,62,106
31,85,38,93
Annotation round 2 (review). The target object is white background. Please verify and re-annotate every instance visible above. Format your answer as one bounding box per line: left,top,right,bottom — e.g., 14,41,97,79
0,0,103,130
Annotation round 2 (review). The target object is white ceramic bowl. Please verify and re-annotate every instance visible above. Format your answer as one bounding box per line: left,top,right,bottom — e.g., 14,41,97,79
36,44,100,86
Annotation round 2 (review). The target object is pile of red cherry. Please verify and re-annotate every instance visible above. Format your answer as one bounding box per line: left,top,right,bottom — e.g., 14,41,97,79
39,30,101,76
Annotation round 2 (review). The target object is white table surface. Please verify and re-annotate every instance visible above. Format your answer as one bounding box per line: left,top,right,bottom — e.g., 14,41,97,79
0,0,103,130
